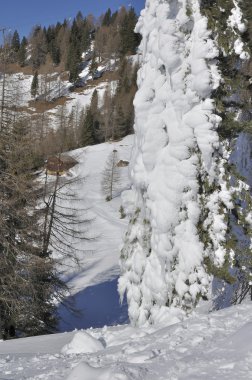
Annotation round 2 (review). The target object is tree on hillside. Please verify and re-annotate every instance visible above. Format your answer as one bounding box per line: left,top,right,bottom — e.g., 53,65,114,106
0,116,64,338
79,107,96,147
18,37,27,67
101,149,120,201
56,22,70,67
78,90,100,147
30,26,47,69
100,84,115,141
31,70,39,98
112,59,137,139
55,104,72,152
102,8,112,27
119,7,141,55
198,0,252,308
66,19,81,82
11,30,20,53
0,70,22,133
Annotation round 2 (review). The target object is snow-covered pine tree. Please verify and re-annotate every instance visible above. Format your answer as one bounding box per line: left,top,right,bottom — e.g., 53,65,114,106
200,0,252,306
118,0,244,326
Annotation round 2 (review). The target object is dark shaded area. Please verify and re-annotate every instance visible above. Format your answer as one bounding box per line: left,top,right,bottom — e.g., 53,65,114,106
57,277,128,332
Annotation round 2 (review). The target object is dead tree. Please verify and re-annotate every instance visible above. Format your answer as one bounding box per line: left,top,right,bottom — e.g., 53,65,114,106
101,149,120,201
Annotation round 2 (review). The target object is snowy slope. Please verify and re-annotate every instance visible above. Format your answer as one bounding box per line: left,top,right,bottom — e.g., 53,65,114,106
49,135,134,331
1,136,252,380
1,301,252,379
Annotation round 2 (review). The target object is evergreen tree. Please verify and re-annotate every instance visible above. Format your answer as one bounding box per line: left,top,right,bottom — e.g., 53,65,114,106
11,30,20,53
18,37,27,67
200,0,252,306
81,18,92,52
90,89,101,141
66,19,82,83
120,7,141,55
106,59,137,140
68,49,80,83
114,105,129,139
90,55,98,77
100,85,115,141
102,8,112,26
46,25,61,65
49,39,61,66
79,107,95,147
31,71,39,98
119,0,241,326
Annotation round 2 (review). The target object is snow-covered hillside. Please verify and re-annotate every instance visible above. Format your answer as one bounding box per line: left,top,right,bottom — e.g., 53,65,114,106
1,301,252,379
50,135,134,331
1,136,252,379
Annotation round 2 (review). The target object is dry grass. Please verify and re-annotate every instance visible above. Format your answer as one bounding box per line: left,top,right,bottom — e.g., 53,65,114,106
28,96,72,113
5,60,65,76
8,64,119,118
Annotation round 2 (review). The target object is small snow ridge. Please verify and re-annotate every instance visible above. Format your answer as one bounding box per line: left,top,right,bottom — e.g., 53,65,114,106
61,331,104,355
66,361,129,380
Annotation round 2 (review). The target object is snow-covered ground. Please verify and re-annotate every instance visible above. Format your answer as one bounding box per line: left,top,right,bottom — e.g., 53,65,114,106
1,301,252,379
1,136,252,379
54,135,133,331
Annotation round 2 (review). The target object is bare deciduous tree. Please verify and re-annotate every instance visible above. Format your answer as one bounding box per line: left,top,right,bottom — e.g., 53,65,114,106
101,149,120,201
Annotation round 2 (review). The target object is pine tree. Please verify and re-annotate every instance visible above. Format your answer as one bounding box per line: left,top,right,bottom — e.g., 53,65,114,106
200,0,252,307
11,30,20,53
119,7,141,55
66,19,83,83
100,85,115,141
81,19,91,53
90,89,101,142
46,25,61,66
102,8,112,27
90,55,98,77
31,71,39,98
119,0,241,326
18,37,27,67
79,107,95,147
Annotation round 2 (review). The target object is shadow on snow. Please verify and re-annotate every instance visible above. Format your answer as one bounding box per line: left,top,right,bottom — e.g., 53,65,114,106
57,277,129,332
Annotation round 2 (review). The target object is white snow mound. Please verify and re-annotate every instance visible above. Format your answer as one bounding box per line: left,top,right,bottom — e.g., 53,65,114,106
61,331,104,355
66,361,129,380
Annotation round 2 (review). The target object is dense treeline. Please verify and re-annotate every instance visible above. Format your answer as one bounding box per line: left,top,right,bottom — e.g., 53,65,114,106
0,5,140,154
2,7,140,82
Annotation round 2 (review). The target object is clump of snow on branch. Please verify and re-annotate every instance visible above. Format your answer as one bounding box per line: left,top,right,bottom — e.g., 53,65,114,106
227,0,250,60
119,0,233,326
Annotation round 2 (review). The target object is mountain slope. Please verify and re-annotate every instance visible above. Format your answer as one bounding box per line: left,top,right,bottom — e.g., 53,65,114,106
48,135,134,331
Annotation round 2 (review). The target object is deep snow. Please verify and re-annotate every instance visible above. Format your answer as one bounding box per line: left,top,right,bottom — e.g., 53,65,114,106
1,301,252,379
1,136,252,379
